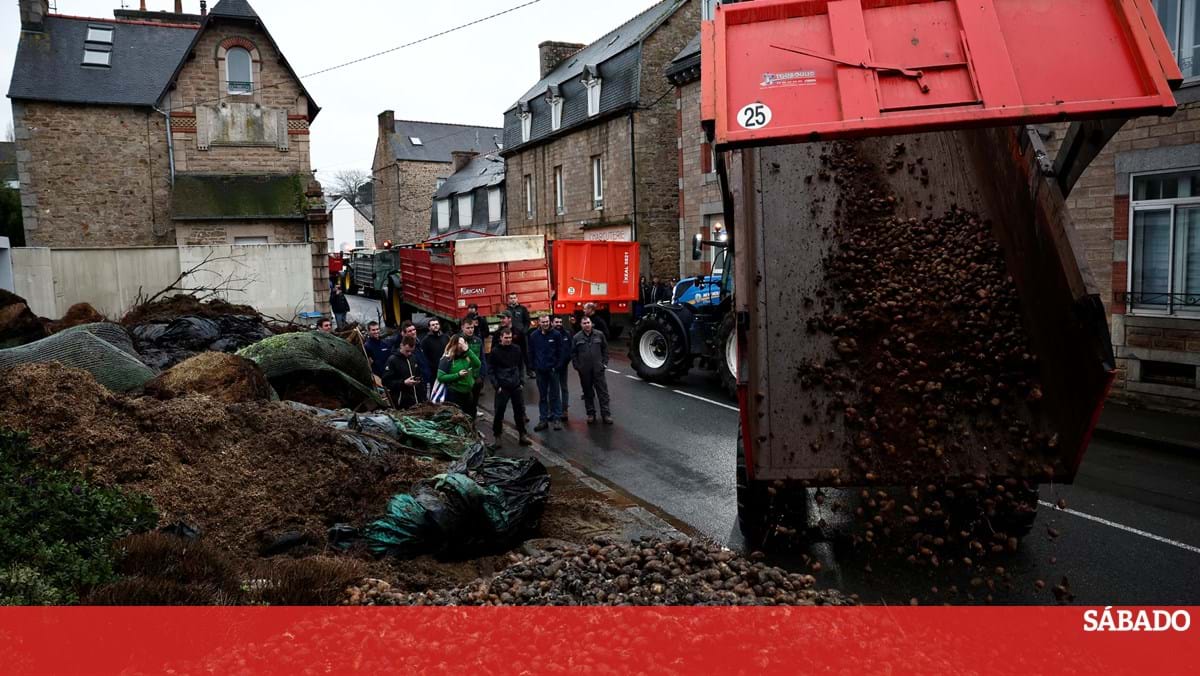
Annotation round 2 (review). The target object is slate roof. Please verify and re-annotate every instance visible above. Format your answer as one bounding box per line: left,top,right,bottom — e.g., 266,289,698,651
209,0,259,19
501,0,688,152
8,0,320,119
7,15,197,106
665,32,701,85
433,154,505,200
386,120,503,163
0,142,18,184
171,174,306,220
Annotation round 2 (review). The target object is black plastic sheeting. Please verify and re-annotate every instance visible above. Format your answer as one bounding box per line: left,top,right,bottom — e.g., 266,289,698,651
131,315,273,371
365,444,551,559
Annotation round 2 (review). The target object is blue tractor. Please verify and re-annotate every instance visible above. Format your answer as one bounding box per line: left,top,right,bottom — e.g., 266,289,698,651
629,234,737,399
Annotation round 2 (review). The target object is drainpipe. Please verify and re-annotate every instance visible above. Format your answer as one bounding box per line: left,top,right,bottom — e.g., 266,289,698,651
628,111,637,242
154,105,176,185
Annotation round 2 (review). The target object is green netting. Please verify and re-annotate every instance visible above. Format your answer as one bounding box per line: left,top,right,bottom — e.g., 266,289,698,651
57,322,140,358
0,327,155,392
392,408,478,459
237,331,386,408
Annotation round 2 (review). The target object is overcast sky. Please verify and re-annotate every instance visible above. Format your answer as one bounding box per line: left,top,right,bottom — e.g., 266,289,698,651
0,0,663,183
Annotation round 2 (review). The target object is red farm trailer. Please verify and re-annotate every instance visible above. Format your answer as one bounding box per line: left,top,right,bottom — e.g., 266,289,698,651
701,0,1181,546
552,239,641,336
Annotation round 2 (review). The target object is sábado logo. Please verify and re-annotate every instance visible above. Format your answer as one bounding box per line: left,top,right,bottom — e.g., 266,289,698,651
1083,607,1191,632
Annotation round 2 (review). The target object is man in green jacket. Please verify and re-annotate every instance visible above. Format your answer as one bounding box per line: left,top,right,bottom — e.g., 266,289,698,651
436,335,481,419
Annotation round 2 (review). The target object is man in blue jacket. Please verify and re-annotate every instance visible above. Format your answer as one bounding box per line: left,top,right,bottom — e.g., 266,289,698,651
527,314,564,431
363,321,394,379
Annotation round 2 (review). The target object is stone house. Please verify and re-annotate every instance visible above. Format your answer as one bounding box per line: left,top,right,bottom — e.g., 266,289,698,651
7,0,330,308
666,32,723,280
372,113,502,247
500,0,698,279
1042,0,1200,414
429,152,506,241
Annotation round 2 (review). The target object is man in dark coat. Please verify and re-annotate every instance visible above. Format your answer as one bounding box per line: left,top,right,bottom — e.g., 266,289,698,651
363,321,394,379
527,315,565,431
552,315,573,420
487,327,531,449
382,337,427,409
419,318,449,377
330,286,351,329
572,316,612,424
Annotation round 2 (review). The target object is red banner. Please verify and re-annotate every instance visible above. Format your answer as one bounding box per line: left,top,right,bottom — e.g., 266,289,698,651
0,607,1194,674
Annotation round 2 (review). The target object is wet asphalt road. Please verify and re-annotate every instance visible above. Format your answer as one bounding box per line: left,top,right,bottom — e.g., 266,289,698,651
349,295,1200,604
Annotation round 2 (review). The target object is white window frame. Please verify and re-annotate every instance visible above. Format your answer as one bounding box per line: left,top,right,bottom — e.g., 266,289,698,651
550,97,564,131
555,166,565,215
584,77,602,116
436,199,451,232
591,156,604,209
1153,0,1200,83
457,194,474,228
520,112,532,143
226,46,253,95
488,187,502,223
82,48,111,67
1127,167,1200,317
525,175,535,219
86,25,113,43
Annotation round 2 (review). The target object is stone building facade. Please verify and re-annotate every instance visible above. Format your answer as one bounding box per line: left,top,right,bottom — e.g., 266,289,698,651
372,112,502,247
667,33,722,279
8,0,330,311
1037,0,1200,414
501,0,698,279
1045,95,1200,415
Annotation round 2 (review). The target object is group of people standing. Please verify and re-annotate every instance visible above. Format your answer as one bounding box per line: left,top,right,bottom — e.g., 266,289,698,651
366,292,613,449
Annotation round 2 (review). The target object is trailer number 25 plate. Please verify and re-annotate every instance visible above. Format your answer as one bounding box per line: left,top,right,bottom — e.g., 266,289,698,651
738,102,772,130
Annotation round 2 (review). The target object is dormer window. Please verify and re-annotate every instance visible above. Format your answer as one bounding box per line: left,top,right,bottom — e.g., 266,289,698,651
519,111,532,143
226,47,253,95
546,86,563,131
583,66,602,117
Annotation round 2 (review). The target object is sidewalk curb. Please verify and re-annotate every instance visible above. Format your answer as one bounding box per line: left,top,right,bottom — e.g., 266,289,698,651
1092,426,1200,455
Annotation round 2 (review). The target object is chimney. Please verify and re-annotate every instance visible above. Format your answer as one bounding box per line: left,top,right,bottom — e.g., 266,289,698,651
378,110,395,140
538,41,585,78
140,0,147,9
175,0,183,13
18,0,50,32
200,0,207,15
451,151,479,174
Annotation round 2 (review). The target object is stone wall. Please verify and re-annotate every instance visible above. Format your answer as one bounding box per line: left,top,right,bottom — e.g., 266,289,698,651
1045,99,1200,413
13,101,174,247
633,0,699,279
676,79,723,279
162,20,311,176
503,114,633,242
175,221,307,245
372,157,451,247
503,0,698,279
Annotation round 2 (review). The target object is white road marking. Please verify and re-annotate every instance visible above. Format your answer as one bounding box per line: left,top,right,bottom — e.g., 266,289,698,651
1038,500,1200,555
672,389,740,412
650,382,668,389
624,374,640,380
607,368,621,374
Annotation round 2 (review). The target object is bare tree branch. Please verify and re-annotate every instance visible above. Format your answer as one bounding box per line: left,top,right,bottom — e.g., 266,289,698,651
328,169,371,201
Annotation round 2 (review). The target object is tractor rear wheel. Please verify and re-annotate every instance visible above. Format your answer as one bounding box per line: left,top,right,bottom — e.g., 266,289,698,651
630,313,689,382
